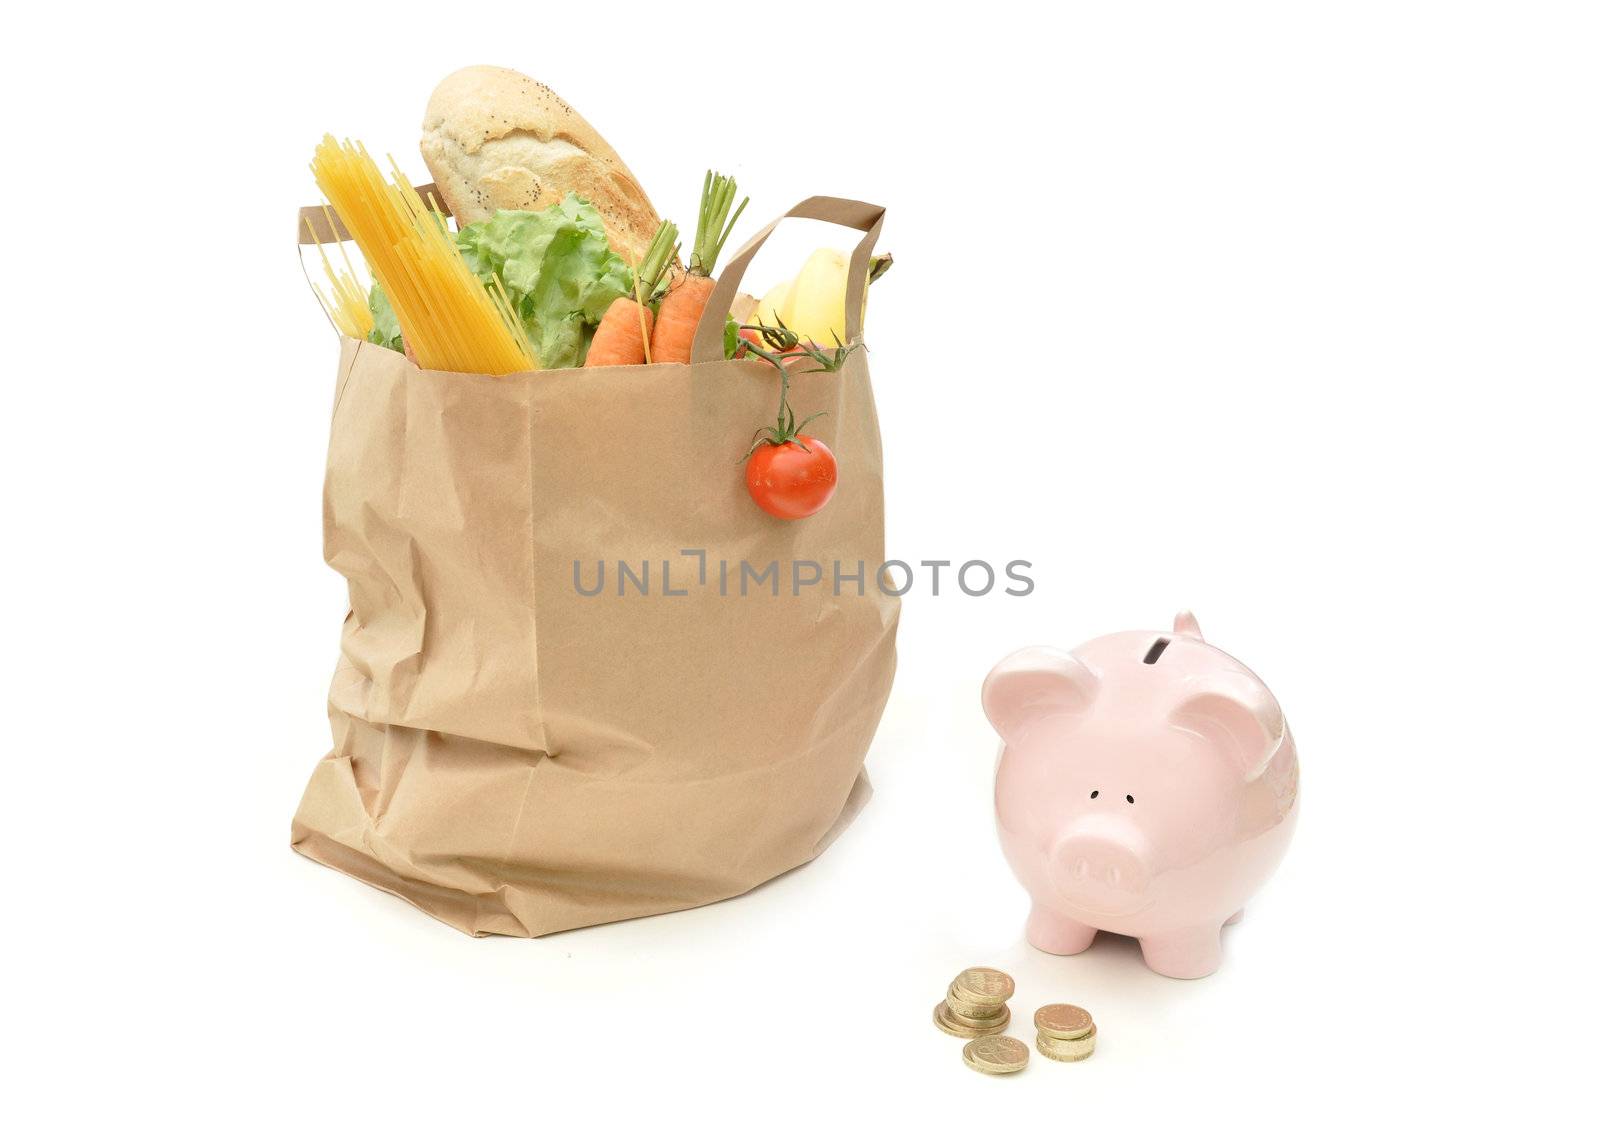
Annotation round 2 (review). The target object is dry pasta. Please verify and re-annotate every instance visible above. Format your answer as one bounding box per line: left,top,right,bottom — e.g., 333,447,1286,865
303,208,373,340
309,135,535,374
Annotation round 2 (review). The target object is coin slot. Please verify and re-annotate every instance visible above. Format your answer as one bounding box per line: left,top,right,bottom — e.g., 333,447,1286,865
1143,638,1170,664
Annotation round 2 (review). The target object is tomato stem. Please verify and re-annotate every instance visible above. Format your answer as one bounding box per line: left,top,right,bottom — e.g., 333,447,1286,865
736,319,861,462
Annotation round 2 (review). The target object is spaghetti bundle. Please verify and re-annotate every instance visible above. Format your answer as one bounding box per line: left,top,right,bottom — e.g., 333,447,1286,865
310,135,535,375
303,208,373,340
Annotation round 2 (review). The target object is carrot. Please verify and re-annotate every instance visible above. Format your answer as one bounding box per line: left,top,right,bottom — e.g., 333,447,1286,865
649,171,747,364
649,274,717,364
586,298,655,367
584,220,679,367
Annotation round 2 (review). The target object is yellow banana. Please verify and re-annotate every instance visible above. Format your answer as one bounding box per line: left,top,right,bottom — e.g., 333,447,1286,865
751,248,865,345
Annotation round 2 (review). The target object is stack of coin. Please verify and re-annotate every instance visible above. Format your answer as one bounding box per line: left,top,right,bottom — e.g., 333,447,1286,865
1033,1004,1097,1061
962,1034,1029,1076
932,967,1015,1038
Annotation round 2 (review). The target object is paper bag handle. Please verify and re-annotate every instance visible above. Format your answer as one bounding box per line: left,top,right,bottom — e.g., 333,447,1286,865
690,197,887,364
296,184,450,244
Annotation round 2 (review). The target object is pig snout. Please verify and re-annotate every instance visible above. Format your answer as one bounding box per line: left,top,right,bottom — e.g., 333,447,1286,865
1051,829,1152,916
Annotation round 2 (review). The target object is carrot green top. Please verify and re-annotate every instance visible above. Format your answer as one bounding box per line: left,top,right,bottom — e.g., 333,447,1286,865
636,219,680,301
690,170,748,277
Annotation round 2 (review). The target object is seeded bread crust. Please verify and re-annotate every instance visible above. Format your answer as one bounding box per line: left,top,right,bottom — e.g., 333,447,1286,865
420,66,662,265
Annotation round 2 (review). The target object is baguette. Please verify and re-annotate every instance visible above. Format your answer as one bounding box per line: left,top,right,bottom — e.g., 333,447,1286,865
420,66,663,266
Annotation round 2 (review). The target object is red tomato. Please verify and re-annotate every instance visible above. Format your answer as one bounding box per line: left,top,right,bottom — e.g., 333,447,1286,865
745,435,838,520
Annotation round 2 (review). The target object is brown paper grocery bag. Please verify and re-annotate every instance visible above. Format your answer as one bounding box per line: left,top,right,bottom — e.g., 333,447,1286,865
290,197,899,936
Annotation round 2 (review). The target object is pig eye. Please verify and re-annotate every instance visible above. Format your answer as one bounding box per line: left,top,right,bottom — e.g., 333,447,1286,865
1089,790,1099,799
1125,794,1135,804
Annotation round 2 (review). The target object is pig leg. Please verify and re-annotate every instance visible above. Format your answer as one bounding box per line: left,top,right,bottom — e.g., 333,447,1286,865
1139,925,1224,979
1026,904,1098,955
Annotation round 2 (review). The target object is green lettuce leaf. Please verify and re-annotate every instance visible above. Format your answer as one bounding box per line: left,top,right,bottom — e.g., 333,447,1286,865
455,196,633,369
366,284,403,353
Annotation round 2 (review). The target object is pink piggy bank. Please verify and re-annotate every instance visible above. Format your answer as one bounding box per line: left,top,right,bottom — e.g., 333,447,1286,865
982,612,1298,978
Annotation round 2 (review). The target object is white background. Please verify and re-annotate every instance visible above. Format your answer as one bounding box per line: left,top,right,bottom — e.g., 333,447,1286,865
6,1,1596,1140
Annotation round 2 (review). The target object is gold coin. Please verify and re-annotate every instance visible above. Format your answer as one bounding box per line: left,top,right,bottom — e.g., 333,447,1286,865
934,1001,1011,1035
934,1001,1011,1038
953,967,1015,1004
1034,1003,1094,1040
949,982,1006,1010
945,989,1006,1021
955,1003,1011,1030
963,1034,1030,1076
1036,1025,1097,1062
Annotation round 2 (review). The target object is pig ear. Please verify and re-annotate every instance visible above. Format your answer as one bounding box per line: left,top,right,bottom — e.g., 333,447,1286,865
1170,672,1284,781
1174,610,1204,639
983,648,1100,743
